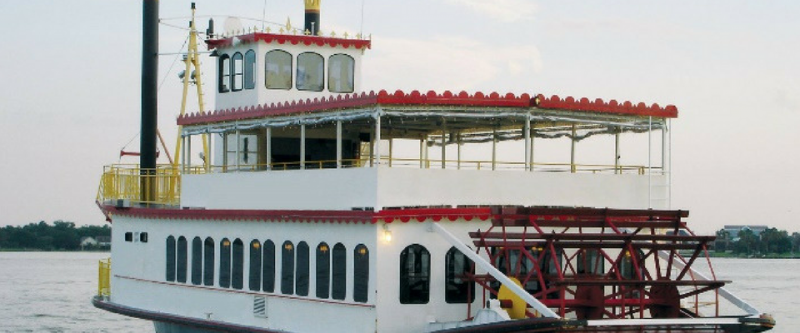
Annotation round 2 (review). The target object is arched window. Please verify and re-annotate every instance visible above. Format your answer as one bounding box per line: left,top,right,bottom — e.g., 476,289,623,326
166,236,176,282
296,52,324,92
331,243,347,300
328,54,354,93
218,54,230,93
232,239,244,289
191,237,203,285
263,240,276,292
353,244,369,303
203,237,215,286
281,241,295,295
249,240,262,291
219,238,231,288
296,242,310,296
177,236,188,283
400,244,430,304
232,52,244,91
244,49,256,90
265,50,292,90
445,247,475,304
316,242,330,299
577,249,604,275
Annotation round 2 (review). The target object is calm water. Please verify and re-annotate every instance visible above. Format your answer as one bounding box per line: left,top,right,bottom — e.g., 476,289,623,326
0,253,795,332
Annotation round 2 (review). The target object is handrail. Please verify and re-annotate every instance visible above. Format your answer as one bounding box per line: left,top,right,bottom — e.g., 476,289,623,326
96,165,181,207
98,258,111,297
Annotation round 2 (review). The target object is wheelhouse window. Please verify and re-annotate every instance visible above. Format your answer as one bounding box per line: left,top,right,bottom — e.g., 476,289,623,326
296,52,324,92
191,237,202,285
166,236,176,282
249,240,262,291
244,49,256,90
265,50,292,90
331,243,346,300
281,241,295,295
225,132,259,169
353,244,369,303
177,236,188,283
218,54,230,92
328,54,354,93
125,232,133,242
445,247,475,304
400,244,430,304
296,242,310,296
232,238,244,289
263,240,276,293
577,249,604,275
316,242,330,299
219,238,231,288
203,237,215,286
232,52,244,91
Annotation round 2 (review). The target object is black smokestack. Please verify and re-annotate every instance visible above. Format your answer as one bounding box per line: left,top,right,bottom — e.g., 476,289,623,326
141,0,158,202
304,0,320,35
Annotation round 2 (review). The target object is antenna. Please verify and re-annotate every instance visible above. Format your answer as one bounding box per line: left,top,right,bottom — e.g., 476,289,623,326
360,0,365,36
262,0,268,30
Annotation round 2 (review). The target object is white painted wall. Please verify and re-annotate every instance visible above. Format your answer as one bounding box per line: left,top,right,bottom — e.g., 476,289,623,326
110,216,378,333
181,167,668,211
214,38,366,111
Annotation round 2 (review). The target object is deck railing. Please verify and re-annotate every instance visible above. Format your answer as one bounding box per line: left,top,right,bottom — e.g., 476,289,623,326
96,164,180,207
98,258,111,297
97,159,656,207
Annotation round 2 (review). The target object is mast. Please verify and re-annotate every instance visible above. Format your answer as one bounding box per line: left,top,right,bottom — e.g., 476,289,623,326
141,0,159,203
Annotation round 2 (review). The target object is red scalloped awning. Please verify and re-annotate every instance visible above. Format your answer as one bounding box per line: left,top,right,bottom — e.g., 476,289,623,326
177,90,678,126
100,206,492,224
206,32,371,50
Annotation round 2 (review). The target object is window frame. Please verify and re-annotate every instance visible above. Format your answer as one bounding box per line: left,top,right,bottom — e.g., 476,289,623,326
176,236,188,283
263,240,276,293
191,237,203,285
244,49,256,90
203,237,215,286
296,52,324,92
249,240,262,291
281,241,295,295
219,238,232,288
331,243,347,300
353,244,369,303
265,49,293,90
316,242,331,299
231,52,244,92
328,53,355,93
218,54,231,93
166,236,176,282
399,244,431,304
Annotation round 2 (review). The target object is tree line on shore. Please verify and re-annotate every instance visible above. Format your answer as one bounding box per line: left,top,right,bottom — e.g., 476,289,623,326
0,221,111,251
713,227,800,256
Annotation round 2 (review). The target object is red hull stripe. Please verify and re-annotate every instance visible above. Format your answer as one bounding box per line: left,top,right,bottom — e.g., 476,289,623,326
206,32,372,50
177,91,678,126
101,205,492,224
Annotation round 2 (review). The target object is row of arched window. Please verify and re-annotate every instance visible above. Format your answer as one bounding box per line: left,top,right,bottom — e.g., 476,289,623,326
165,236,369,303
218,50,355,94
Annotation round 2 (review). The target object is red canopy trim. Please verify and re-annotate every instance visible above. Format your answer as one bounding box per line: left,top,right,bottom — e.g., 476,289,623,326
178,90,679,126
100,206,492,225
536,94,678,118
206,32,371,51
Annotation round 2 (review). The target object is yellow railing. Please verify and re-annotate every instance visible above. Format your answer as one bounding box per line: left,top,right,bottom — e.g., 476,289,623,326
97,164,181,206
98,258,111,297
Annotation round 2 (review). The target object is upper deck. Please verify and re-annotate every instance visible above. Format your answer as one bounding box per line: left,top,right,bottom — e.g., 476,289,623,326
97,89,676,213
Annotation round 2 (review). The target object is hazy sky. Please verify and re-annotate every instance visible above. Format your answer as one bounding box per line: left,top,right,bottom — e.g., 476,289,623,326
0,1,798,234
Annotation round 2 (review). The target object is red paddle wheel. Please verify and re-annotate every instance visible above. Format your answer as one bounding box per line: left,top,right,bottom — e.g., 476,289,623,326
468,207,726,320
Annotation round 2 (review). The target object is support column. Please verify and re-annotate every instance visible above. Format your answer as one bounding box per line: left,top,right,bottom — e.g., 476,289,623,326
235,130,240,171
441,119,447,169
661,121,667,173
300,124,306,170
570,124,576,173
375,112,381,167
419,138,424,169
266,127,272,170
181,135,187,173
524,116,531,171
187,134,192,171
222,133,228,172
424,137,430,169
491,129,497,171
336,121,342,169
457,132,462,170
648,116,653,208
530,127,535,172
388,139,393,167
206,128,213,172
615,129,621,174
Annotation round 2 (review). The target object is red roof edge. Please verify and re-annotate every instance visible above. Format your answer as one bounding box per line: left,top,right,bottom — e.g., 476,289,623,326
205,32,372,51
535,94,678,118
